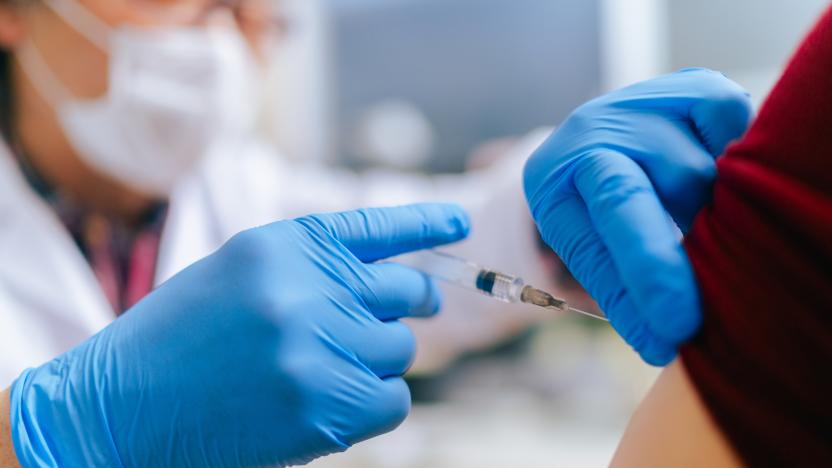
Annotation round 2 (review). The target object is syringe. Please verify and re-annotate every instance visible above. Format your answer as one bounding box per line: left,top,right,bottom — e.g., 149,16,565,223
393,250,608,321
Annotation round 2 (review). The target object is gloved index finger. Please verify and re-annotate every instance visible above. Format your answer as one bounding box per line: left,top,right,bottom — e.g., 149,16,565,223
300,203,471,263
572,150,702,343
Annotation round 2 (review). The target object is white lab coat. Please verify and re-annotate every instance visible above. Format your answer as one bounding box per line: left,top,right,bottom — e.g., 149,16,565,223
0,131,553,388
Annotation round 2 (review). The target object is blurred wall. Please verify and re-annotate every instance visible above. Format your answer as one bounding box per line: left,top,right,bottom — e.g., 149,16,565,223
328,0,602,171
666,0,829,104
668,0,828,71
263,0,829,167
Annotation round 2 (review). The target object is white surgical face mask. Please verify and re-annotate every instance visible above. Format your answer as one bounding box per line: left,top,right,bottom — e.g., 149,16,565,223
16,0,260,197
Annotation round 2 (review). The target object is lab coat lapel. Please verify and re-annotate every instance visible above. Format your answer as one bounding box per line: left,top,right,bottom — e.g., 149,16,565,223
0,141,113,380
154,148,232,285
156,139,288,285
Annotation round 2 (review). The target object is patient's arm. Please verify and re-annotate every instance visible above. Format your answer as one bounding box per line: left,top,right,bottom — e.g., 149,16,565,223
610,361,741,468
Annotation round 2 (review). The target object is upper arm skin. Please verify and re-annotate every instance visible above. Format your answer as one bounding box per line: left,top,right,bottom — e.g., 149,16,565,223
610,360,743,468
1,388,20,467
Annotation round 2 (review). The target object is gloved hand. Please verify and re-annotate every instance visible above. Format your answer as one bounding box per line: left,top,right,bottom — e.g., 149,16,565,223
524,69,753,365
10,204,469,467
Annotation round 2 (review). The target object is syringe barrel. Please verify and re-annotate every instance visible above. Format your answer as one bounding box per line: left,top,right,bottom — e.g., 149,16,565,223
391,250,523,303
474,270,525,303
395,250,480,285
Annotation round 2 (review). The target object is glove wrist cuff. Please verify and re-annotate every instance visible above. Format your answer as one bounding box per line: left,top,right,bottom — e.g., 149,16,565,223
10,368,54,467
10,361,119,467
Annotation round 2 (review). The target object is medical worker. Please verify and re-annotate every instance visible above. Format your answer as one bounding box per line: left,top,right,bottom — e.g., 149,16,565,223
0,68,758,468
0,0,552,387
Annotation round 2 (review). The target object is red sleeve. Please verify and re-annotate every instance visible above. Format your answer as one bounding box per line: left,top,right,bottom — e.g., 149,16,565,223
681,6,832,467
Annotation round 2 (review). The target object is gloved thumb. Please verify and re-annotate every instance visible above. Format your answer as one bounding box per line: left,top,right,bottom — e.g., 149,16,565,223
611,68,754,231
299,204,471,262
685,69,754,157
671,69,753,230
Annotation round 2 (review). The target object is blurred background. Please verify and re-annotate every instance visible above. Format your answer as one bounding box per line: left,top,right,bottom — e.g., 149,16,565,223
259,0,829,466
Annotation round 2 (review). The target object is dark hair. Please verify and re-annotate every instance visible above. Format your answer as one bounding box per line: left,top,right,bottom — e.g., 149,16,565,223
0,48,13,142
0,0,15,140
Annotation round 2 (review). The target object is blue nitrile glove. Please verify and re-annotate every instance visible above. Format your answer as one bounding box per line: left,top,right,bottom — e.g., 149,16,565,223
524,69,753,365
9,204,469,467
